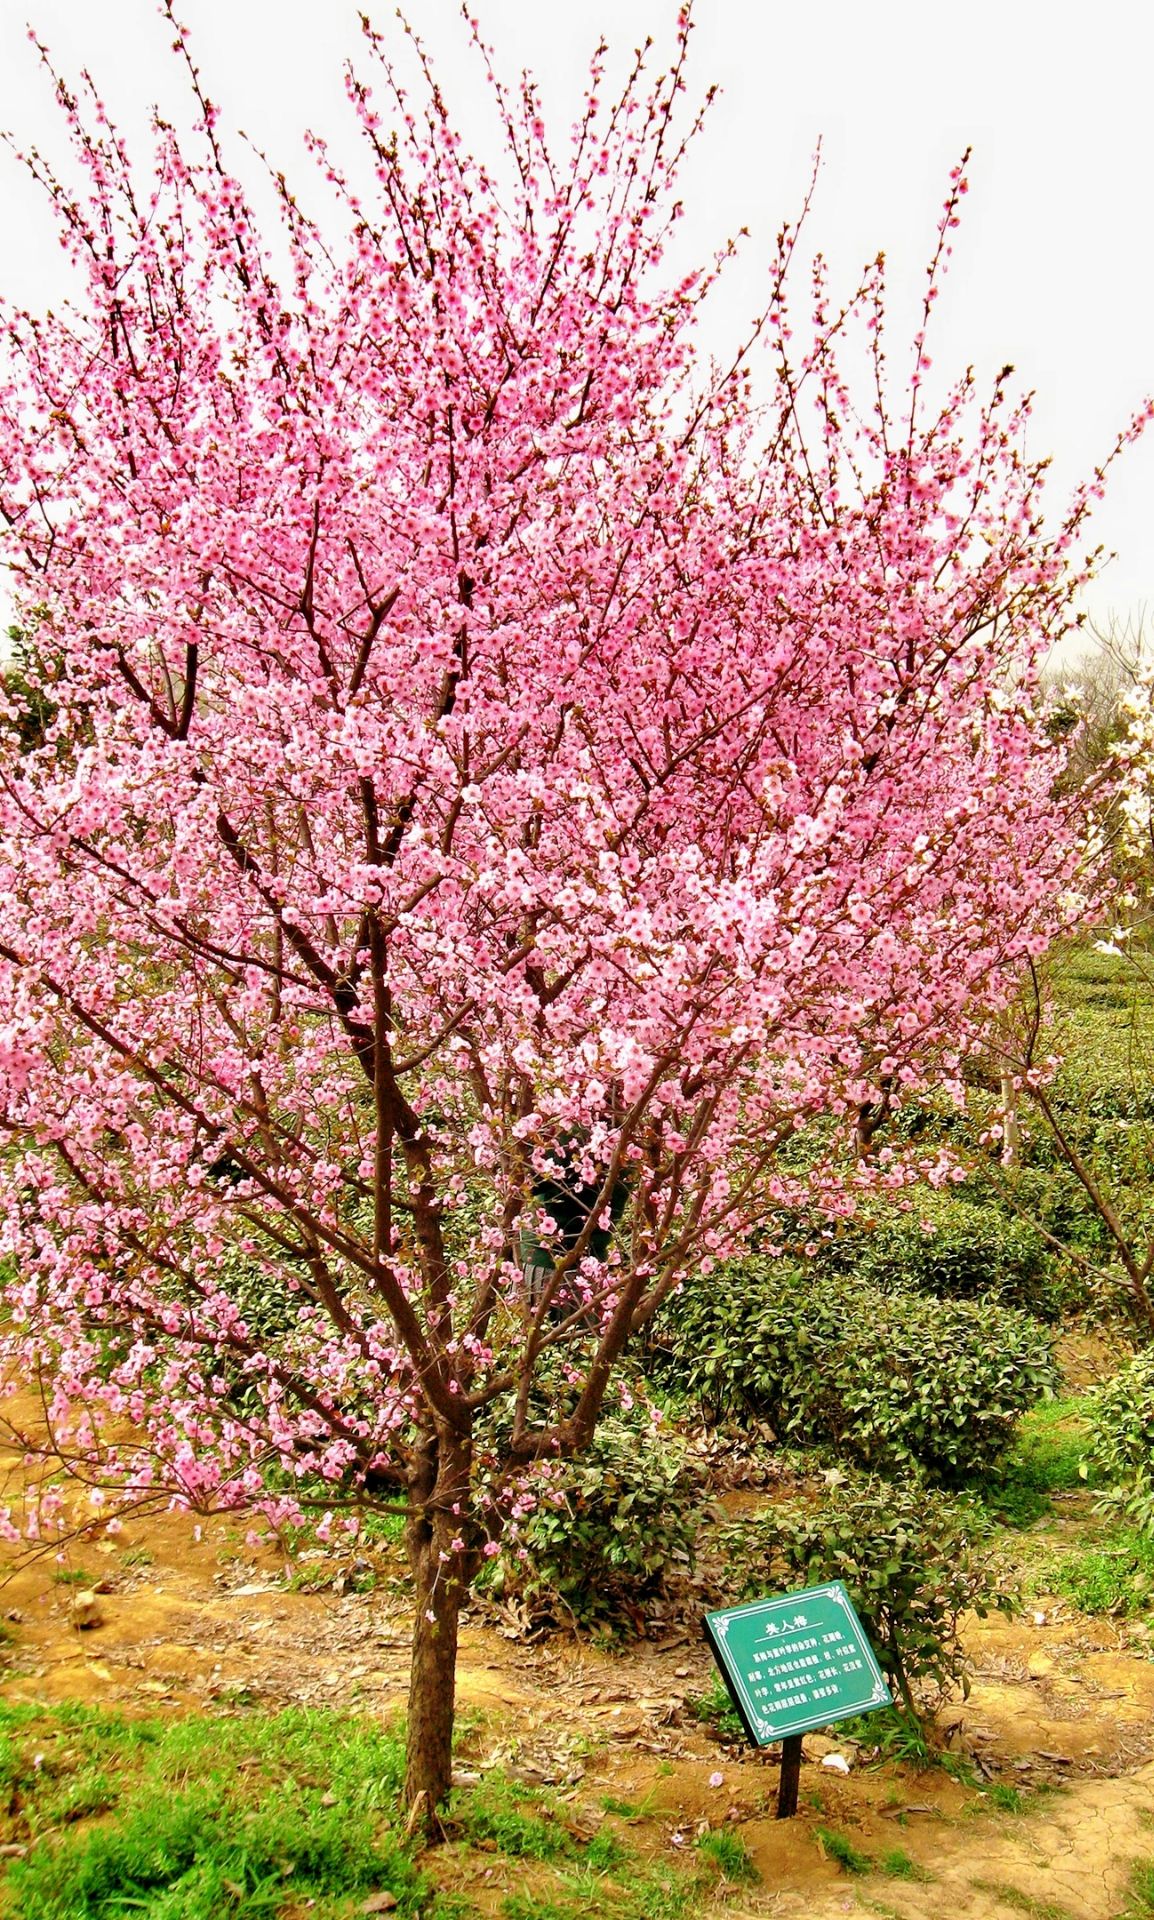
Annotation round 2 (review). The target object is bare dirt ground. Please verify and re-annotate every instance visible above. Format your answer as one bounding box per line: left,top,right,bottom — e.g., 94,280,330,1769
1,1487,1152,1920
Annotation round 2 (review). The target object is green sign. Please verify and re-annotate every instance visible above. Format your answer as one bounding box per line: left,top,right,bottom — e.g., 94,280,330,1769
704,1581,890,1746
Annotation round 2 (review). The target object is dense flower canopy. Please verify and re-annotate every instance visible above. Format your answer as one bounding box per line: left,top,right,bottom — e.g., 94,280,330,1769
0,7,1130,1570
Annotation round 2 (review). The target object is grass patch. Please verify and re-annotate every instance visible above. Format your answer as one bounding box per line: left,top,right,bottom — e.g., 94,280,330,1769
1048,1526,1154,1616
972,1881,1076,1920
0,1703,426,1920
686,1670,744,1744
986,1782,1027,1814
0,1703,726,1920
883,1843,925,1873
695,1828,758,1884
816,1826,872,1874
48,1568,97,1589
978,1398,1093,1528
879,1847,930,1880
839,1707,935,1769
1120,1856,1154,1917
119,1546,155,1570
454,1778,574,1861
598,1789,657,1825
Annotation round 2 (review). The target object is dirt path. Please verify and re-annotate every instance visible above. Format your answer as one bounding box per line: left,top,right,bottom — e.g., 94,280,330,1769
1,1493,1152,1920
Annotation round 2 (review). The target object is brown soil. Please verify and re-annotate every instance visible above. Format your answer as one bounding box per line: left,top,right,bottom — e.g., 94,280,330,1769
0,1498,1152,1920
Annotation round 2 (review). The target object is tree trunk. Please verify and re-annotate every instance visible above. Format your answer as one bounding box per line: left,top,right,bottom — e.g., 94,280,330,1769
404,1543,463,1833
403,1428,472,1837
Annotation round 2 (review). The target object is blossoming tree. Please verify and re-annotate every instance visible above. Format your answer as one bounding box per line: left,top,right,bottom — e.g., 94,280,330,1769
0,6,1129,1820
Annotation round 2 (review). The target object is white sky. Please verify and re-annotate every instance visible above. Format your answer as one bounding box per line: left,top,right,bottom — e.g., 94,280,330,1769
0,0,1151,646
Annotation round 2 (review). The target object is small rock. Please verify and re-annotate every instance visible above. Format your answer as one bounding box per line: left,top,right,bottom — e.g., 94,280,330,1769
360,1896,398,1916
1028,1652,1055,1679
70,1591,104,1631
821,1753,851,1775
5,1609,23,1625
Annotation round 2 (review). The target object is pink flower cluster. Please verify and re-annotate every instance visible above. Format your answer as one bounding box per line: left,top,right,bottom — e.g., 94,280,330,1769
0,9,1137,1549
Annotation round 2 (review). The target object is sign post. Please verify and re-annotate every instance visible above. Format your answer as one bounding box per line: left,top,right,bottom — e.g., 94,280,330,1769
703,1581,891,1818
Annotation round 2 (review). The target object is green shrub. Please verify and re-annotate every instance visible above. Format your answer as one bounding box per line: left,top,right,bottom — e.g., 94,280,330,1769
847,1194,1058,1317
479,1412,702,1630
650,1260,1056,1483
1087,1348,1154,1531
721,1476,1013,1715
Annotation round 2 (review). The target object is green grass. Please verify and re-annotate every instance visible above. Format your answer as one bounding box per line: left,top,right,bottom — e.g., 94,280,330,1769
119,1546,155,1569
0,1703,729,1920
1047,1525,1154,1616
455,1778,575,1861
816,1826,873,1874
695,1828,758,1884
979,1398,1093,1528
0,1704,425,1920
986,1782,1027,1814
598,1790,659,1831
686,1670,744,1744
879,1846,929,1881
838,1707,934,1769
972,1881,1076,1920
1118,1856,1154,1917
48,1568,96,1588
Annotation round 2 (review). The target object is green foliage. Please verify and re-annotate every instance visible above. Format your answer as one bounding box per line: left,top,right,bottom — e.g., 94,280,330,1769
973,1883,1077,1920
0,1700,735,1920
986,1782,1026,1813
686,1670,746,1745
722,1476,1012,1714
652,1259,1056,1483
480,1411,701,1629
840,1192,1055,1315
1087,1349,1154,1532
816,1827,873,1874
837,1706,934,1768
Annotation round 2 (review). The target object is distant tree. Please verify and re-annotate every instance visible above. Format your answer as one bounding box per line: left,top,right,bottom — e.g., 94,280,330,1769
0,6,1140,1826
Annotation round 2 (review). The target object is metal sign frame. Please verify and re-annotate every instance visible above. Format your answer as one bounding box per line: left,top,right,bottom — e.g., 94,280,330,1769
703,1580,891,1747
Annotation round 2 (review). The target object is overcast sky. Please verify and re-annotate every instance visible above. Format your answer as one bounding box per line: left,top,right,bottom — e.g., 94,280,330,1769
0,0,1151,646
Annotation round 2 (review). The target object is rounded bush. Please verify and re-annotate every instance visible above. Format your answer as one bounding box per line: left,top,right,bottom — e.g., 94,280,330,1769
849,1194,1053,1313
721,1475,1010,1714
649,1258,1056,1483
478,1410,702,1630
